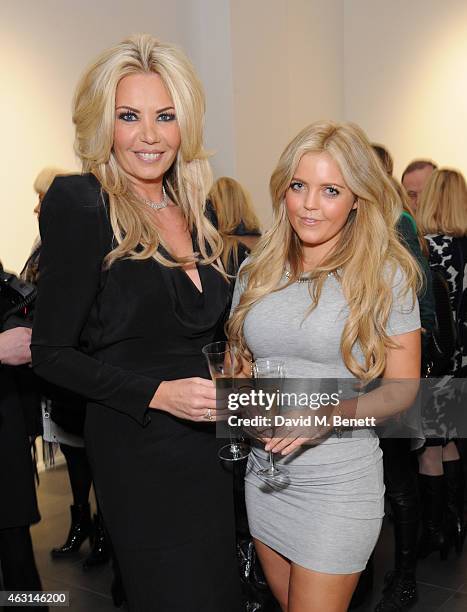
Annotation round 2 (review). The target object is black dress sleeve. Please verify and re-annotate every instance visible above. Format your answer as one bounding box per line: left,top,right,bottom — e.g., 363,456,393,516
31,175,159,425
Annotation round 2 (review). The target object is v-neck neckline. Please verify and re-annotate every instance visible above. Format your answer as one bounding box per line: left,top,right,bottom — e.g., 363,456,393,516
180,263,203,294
158,233,204,295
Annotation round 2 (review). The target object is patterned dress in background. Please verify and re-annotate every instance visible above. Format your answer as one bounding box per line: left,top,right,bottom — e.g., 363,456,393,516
426,234,467,374
423,234,467,442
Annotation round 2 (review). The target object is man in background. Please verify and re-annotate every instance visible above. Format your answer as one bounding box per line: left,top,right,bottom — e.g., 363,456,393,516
402,159,437,210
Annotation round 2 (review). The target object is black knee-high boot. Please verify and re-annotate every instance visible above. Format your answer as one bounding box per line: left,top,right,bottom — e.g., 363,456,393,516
418,474,450,560
373,438,420,611
443,459,465,555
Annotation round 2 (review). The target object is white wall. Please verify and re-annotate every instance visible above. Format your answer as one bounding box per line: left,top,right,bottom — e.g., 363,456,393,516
0,0,235,273
230,0,344,226
4,0,467,271
344,0,467,180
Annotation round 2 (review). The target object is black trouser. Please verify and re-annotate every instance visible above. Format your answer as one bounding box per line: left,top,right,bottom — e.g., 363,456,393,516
0,525,47,611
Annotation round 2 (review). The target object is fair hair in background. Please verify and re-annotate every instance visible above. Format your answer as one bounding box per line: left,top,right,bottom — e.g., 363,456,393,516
34,167,72,198
416,169,467,237
72,33,222,269
208,176,261,269
23,167,74,283
228,121,422,382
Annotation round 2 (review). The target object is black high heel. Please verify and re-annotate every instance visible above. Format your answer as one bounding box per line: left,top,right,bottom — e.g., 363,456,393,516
82,511,110,570
51,503,93,558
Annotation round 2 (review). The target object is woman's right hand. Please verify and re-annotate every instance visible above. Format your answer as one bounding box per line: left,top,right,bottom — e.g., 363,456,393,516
149,377,218,422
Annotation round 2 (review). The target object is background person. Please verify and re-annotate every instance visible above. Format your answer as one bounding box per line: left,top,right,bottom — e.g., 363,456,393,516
372,143,436,611
208,176,261,271
24,167,110,569
31,34,242,611
228,121,421,612
0,268,46,610
401,160,437,211
416,168,467,560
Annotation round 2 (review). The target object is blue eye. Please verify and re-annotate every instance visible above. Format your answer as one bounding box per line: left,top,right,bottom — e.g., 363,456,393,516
118,110,138,122
324,186,340,197
157,112,176,122
290,181,304,192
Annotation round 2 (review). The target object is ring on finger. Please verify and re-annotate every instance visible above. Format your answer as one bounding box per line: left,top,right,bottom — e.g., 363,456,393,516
204,408,214,421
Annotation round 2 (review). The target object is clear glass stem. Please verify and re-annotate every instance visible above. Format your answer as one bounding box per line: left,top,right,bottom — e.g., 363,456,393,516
230,433,241,459
268,450,275,472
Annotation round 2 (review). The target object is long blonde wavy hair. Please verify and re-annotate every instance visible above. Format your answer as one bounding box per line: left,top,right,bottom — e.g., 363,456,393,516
228,121,422,382
416,168,467,237
72,33,222,269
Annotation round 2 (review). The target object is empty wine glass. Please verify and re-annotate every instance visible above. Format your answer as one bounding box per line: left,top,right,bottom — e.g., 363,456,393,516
252,359,289,480
202,341,250,462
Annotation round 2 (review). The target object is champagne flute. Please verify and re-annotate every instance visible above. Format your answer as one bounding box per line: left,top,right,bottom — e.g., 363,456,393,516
202,341,250,462
252,359,289,479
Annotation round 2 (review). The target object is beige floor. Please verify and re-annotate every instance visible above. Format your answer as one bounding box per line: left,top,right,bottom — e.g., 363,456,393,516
32,464,467,611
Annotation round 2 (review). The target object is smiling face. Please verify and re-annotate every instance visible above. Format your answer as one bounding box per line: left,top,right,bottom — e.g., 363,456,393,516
285,151,357,269
113,72,181,194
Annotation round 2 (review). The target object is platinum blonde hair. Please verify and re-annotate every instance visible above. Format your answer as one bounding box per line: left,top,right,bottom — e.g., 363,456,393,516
228,121,422,382
73,33,222,269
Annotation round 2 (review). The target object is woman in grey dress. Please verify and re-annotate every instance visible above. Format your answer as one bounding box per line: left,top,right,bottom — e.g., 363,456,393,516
228,121,422,611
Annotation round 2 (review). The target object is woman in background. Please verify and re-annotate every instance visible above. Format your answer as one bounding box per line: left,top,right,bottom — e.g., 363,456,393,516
416,168,467,560
209,176,261,271
371,144,435,611
228,121,421,611
31,34,242,611
23,167,110,568
0,292,45,608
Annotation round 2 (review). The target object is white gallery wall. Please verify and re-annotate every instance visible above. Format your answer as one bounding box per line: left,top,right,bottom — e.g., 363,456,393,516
344,0,467,180
230,0,344,225
2,0,467,273
0,0,235,272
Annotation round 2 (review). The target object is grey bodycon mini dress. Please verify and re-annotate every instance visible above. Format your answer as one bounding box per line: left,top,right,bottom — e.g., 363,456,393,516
231,266,420,574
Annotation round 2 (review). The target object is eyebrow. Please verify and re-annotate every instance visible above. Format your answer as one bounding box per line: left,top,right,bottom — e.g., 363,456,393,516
291,176,347,189
115,105,175,113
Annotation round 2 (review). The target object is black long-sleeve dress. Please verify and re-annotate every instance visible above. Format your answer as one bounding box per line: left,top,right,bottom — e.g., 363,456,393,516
31,174,242,611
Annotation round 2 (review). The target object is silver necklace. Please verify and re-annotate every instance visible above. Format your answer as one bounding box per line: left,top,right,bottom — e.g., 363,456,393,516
285,270,313,284
141,185,169,210
285,270,334,284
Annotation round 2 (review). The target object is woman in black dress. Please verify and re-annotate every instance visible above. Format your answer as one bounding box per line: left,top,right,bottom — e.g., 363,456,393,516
416,168,467,559
31,34,242,611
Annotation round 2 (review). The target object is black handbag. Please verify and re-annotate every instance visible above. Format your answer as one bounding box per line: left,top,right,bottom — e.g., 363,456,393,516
0,265,36,325
237,537,272,611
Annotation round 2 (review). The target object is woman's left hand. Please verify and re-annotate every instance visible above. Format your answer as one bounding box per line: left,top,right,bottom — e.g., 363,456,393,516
262,407,335,456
